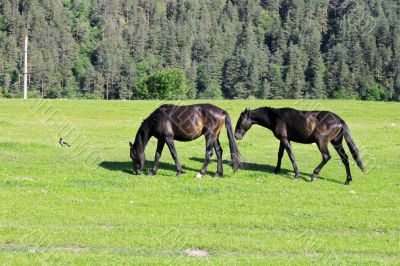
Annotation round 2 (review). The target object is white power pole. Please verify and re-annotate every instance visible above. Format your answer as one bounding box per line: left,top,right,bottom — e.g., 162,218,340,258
23,36,28,99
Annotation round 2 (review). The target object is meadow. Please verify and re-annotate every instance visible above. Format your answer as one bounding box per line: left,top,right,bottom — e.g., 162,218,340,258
0,99,399,265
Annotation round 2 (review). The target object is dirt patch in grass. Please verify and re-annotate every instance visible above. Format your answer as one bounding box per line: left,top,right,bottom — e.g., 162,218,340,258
184,248,209,257
14,177,35,182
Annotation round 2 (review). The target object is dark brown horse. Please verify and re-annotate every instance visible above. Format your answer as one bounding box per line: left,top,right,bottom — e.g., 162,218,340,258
130,104,240,178
234,107,365,185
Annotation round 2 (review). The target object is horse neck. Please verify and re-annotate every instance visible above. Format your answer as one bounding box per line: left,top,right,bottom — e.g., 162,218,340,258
134,121,151,152
250,108,274,129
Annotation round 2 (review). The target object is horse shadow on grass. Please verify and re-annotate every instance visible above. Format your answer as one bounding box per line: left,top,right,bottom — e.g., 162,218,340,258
188,157,344,185
98,160,216,176
98,158,343,185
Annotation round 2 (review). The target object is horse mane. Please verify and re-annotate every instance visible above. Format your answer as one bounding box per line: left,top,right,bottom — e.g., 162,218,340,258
248,106,277,121
251,106,273,114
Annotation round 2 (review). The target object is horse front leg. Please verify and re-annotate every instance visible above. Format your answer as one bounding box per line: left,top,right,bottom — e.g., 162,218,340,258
148,139,165,176
196,134,215,179
282,139,300,180
274,140,284,174
165,137,184,176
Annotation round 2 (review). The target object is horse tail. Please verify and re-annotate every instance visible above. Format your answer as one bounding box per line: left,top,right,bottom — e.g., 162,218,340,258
342,122,365,172
224,111,241,172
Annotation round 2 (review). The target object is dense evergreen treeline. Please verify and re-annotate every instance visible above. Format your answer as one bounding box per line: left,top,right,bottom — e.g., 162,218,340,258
0,0,399,100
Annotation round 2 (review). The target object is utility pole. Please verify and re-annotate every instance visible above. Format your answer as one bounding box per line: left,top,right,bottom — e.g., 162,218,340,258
23,36,28,99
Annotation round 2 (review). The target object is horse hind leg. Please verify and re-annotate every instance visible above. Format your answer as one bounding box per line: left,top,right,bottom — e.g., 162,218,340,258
213,138,223,178
197,133,215,179
331,135,352,185
311,140,331,181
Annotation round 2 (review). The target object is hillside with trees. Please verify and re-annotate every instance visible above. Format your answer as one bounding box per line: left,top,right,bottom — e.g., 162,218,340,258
1,0,399,101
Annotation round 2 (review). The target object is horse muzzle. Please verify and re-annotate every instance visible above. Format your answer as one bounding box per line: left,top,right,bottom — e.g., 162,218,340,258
234,133,243,140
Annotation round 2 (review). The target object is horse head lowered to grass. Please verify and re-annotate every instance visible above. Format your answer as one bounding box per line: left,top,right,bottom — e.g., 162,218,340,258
130,104,240,178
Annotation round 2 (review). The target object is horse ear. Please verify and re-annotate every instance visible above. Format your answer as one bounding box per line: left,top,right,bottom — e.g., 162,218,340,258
129,141,133,147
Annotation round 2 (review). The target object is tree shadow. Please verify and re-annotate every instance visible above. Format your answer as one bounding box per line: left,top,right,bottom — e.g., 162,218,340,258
188,157,344,185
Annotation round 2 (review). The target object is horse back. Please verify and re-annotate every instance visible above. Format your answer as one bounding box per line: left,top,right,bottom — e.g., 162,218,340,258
149,104,225,141
274,108,343,143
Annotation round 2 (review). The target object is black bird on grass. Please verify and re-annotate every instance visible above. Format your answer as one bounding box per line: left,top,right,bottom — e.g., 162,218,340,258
59,138,71,147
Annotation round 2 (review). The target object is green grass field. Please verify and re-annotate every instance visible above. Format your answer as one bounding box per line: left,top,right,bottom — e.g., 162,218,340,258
0,99,399,265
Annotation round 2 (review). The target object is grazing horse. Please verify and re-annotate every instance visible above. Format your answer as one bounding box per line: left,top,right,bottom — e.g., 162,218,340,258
234,107,365,185
130,104,240,178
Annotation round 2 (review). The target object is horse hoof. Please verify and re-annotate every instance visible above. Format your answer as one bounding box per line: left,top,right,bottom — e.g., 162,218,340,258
344,181,350,185
176,170,185,177
195,172,203,179
274,170,280,175
213,173,222,178
147,172,155,177
293,176,300,181
311,174,318,181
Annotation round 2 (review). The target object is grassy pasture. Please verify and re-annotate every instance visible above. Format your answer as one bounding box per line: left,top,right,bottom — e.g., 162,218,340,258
0,99,399,265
